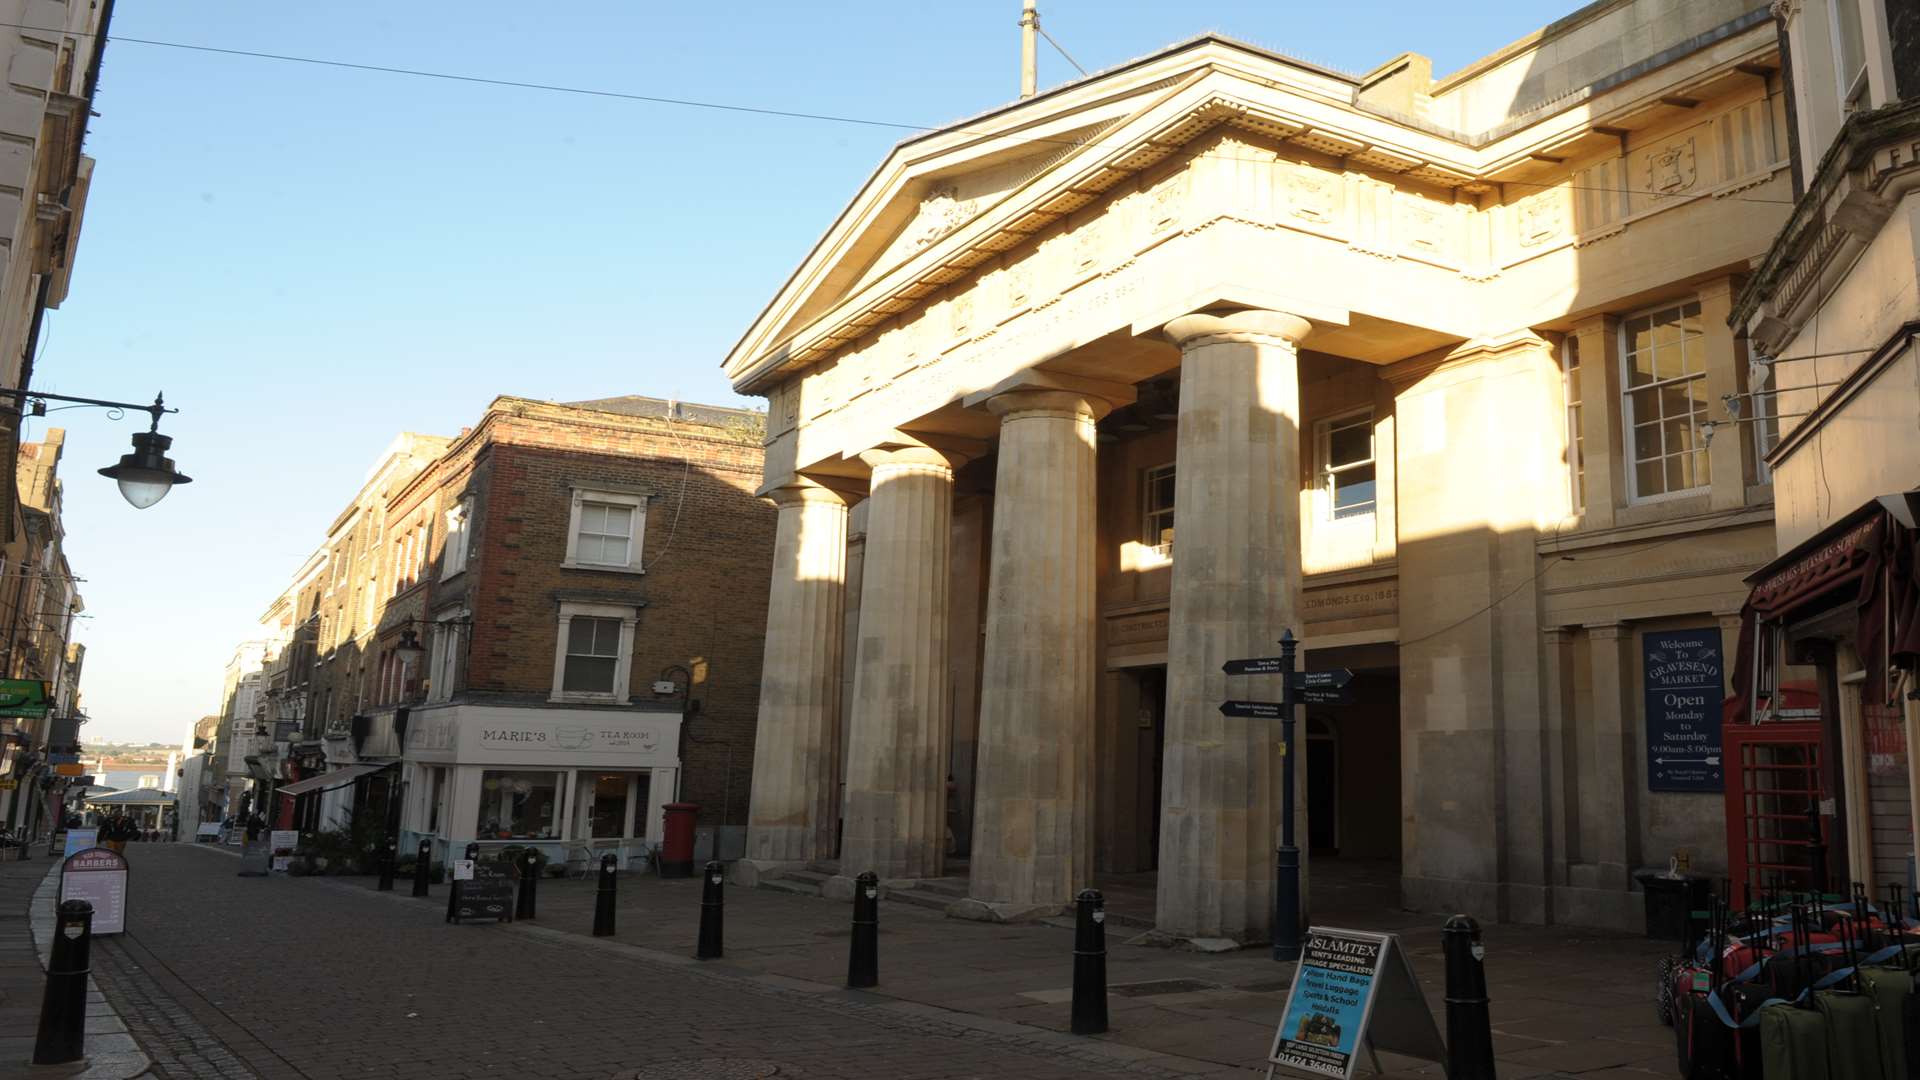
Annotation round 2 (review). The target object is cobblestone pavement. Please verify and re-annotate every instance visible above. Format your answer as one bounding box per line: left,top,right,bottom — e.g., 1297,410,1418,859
94,846,1226,1079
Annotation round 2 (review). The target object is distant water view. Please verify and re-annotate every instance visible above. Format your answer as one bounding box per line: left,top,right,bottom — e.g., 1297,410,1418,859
100,770,165,792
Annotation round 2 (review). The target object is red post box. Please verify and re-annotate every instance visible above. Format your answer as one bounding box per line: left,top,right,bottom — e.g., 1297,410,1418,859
659,802,699,878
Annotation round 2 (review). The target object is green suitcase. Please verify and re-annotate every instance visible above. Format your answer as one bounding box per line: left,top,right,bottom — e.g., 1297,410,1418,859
1763,1003,1832,1080
1814,989,1886,1080
1858,966,1918,1080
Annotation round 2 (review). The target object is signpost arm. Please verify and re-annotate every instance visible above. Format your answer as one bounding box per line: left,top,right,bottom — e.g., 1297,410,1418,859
1275,630,1302,962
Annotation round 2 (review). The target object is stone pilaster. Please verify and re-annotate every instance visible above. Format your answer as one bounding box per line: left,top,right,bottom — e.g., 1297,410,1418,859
959,374,1125,920
740,481,852,879
837,447,961,885
1155,309,1310,944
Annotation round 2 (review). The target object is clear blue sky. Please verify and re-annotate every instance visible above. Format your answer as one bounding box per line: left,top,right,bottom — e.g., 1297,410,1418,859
46,1,1578,743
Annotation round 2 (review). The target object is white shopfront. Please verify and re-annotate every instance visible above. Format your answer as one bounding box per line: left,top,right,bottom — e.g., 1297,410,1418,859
401,704,681,871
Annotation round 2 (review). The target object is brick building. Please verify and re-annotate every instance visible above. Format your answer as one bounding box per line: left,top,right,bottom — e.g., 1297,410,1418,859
267,396,772,871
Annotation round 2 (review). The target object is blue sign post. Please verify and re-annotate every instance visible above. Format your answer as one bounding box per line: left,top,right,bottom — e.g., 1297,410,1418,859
1643,628,1724,792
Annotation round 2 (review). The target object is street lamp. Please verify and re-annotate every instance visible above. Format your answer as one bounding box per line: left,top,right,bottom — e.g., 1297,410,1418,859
393,628,426,662
0,389,189,508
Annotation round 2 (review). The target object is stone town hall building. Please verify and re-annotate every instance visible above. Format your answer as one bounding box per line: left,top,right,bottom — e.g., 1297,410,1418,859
733,0,1804,941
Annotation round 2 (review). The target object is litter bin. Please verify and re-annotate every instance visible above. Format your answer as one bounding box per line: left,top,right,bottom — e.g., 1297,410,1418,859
659,802,699,878
1634,869,1712,944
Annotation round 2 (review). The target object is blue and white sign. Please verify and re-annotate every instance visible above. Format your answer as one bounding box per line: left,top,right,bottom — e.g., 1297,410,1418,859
1643,628,1724,793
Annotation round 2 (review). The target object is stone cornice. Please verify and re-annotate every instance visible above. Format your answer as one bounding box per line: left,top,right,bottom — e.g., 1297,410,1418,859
1731,97,1920,339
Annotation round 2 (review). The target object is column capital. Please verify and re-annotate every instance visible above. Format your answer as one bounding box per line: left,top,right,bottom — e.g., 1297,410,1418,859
764,477,859,509
1585,621,1632,641
1542,626,1574,644
962,370,1135,422
857,445,969,473
1163,309,1311,350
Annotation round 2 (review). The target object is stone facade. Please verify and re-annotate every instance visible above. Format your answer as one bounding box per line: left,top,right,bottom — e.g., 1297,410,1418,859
732,2,1804,936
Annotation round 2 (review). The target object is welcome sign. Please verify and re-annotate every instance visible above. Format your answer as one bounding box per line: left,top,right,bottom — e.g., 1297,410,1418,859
1643,628,1724,793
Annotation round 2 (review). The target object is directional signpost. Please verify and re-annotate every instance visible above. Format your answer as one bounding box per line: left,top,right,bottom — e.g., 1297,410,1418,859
1220,630,1358,962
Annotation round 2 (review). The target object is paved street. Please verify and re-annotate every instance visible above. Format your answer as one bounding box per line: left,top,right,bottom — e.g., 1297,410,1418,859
2,842,1692,1080
66,845,1233,1079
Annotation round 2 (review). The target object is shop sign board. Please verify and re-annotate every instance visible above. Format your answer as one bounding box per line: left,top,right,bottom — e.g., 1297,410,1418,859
450,859,516,923
62,828,96,857
58,847,128,935
1643,628,1725,792
0,679,50,718
238,838,271,876
0,778,16,790
1266,927,1444,1080
53,762,84,777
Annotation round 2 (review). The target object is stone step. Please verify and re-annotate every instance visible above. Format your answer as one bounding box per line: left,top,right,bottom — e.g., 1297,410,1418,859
909,877,969,899
758,877,822,898
779,869,834,886
885,887,958,915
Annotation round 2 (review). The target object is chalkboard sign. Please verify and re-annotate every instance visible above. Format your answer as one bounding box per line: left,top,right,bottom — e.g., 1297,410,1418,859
451,859,516,923
238,838,271,877
60,848,129,935
1643,627,1725,793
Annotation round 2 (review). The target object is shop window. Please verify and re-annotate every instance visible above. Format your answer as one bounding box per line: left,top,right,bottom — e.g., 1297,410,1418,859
550,602,637,702
1621,300,1710,501
427,767,445,834
564,489,647,572
1143,463,1175,558
475,770,561,840
1317,411,1376,520
1562,336,1585,513
441,498,472,579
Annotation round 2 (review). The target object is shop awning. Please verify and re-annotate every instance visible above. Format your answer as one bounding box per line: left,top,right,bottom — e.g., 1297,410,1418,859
275,762,393,798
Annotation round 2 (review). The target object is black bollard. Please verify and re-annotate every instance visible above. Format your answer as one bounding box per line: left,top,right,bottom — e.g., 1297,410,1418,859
593,854,618,937
446,842,478,924
696,860,725,960
1071,888,1109,1035
848,871,879,988
516,849,539,920
33,900,92,1065
377,834,396,892
412,839,431,898
1442,915,1496,1080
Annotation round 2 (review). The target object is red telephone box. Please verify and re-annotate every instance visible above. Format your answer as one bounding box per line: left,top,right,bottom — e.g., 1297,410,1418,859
1723,683,1825,895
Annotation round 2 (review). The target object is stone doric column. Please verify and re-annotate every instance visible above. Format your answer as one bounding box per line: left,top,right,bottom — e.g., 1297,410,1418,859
1155,309,1311,944
1583,622,1638,891
741,480,853,878
836,446,963,886
960,372,1129,920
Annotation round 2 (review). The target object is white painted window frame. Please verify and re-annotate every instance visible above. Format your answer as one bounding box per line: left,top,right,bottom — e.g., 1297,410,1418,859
1315,408,1378,523
1619,298,1711,505
1561,336,1585,514
440,498,472,580
563,489,648,574
426,608,466,704
549,601,637,704
1142,462,1175,562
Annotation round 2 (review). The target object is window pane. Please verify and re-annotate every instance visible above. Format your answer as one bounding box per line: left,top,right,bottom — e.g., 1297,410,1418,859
1663,416,1695,455
1633,421,1662,461
589,774,629,839
1332,464,1376,519
564,655,617,693
1328,422,1371,467
1637,460,1665,497
1666,455,1688,493
603,504,633,535
1691,450,1711,488
474,770,561,840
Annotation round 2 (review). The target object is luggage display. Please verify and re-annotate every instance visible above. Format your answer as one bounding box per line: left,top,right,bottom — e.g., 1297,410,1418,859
1659,880,1920,1080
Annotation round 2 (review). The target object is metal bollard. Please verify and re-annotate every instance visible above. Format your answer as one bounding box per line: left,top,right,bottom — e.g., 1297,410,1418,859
377,834,396,892
33,900,92,1064
848,870,879,988
412,839,431,898
446,842,478,924
515,849,539,920
696,859,725,959
1442,915,1496,1080
1071,888,1109,1035
593,854,618,937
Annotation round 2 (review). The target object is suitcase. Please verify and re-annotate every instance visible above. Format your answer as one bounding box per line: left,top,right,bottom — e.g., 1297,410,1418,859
1858,966,1917,1080
1723,981,1775,1080
1762,1003,1832,1080
1678,988,1737,1080
1813,989,1885,1080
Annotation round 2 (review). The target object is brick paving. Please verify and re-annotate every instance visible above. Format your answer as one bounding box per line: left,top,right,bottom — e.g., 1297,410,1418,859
81,845,1223,1079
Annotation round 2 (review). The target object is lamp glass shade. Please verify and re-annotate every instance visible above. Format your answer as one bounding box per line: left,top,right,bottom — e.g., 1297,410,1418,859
98,430,190,510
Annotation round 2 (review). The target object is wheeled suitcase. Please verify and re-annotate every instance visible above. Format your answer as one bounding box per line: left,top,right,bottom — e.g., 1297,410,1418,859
1858,966,1916,1080
1813,989,1885,1080
1761,1003,1831,1080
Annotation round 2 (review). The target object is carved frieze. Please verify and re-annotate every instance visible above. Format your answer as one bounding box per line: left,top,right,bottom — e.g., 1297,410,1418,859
1149,172,1185,235
911,184,980,249
1282,164,1340,225
1646,138,1698,197
1517,192,1564,247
